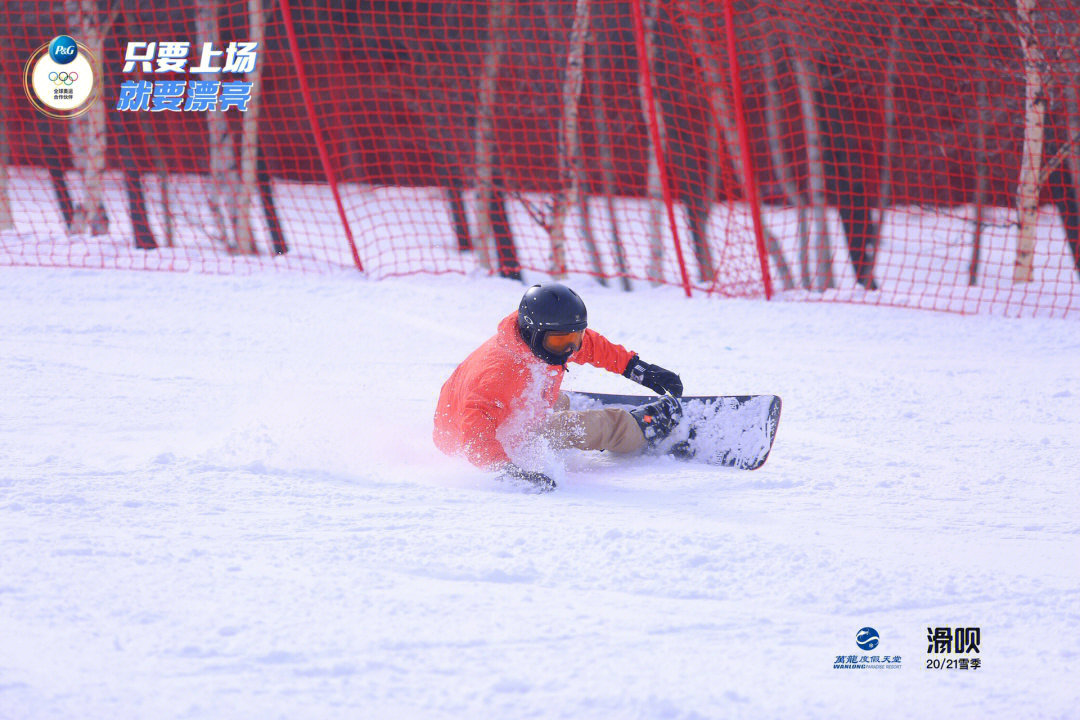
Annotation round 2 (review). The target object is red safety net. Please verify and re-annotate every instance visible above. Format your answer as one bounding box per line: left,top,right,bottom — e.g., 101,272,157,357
2,1,1079,317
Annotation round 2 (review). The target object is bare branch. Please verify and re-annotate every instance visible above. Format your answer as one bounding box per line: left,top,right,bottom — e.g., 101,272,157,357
509,190,553,234
1037,129,1080,189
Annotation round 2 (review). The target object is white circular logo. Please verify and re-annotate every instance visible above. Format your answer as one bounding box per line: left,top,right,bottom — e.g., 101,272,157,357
24,38,100,118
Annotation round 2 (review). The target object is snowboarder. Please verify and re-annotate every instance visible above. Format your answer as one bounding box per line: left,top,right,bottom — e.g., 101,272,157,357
433,282,683,490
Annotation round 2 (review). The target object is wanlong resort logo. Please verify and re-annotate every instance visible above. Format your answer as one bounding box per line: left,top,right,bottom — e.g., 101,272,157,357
855,626,880,650
834,627,902,670
23,35,102,118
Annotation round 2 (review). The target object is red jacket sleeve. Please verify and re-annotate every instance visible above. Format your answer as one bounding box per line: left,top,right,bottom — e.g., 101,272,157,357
460,396,512,468
570,329,635,375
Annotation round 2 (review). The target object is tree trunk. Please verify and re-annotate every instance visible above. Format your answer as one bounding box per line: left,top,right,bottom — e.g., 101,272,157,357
636,0,666,284
158,144,173,247
760,41,800,291
681,0,793,287
474,0,508,272
1013,0,1047,283
577,128,605,280
71,0,109,236
588,37,631,290
1063,34,1080,275
257,140,286,254
680,2,742,179
449,185,471,252
404,93,472,254
397,27,474,256
549,0,590,278
676,0,719,284
821,77,877,290
0,41,11,232
491,179,521,280
1047,162,1080,276
117,109,155,250
123,1,170,247
129,58,172,247
42,128,74,230
970,24,990,286
576,169,606,285
878,15,899,248
198,0,239,251
697,102,719,284
790,32,831,290
234,0,264,255
115,7,155,249
1067,86,1080,218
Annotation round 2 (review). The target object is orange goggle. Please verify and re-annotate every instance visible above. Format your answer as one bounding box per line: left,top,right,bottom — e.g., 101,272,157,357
542,329,585,354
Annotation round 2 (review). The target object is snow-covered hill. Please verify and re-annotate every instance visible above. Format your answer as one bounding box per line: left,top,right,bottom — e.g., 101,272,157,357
1,267,1077,719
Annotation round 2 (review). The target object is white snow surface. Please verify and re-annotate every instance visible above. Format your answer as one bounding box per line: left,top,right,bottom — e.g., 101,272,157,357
1,267,1078,720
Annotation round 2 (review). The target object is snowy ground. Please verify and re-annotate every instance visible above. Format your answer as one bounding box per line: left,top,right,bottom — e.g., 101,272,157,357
1,267,1078,719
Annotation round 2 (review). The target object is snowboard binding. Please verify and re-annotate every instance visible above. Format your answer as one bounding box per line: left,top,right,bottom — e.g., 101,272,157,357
629,395,683,447
568,391,782,470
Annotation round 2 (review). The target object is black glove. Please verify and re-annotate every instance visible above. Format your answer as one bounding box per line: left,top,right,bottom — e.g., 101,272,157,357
500,463,557,492
623,355,683,397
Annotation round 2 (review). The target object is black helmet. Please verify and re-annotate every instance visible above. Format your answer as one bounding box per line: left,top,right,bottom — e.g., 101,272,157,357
517,283,588,365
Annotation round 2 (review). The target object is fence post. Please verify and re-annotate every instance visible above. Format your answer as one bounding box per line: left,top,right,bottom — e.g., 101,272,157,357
723,0,773,299
630,0,692,297
279,0,363,271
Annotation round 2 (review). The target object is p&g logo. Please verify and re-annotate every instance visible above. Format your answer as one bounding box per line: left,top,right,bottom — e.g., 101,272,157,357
24,34,99,118
49,35,78,64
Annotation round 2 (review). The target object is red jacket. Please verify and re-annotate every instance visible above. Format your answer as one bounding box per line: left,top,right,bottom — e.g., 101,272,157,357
433,312,635,467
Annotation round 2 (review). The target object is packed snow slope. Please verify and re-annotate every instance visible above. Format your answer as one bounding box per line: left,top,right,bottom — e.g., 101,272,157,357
1,267,1078,720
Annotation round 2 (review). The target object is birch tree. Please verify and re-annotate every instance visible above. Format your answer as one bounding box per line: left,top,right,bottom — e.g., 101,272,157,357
878,15,900,235
233,0,264,254
669,2,790,289
0,38,11,232
970,23,991,286
1065,30,1080,235
118,4,168,248
680,0,794,288
1065,39,1080,274
676,0,721,284
400,59,472,254
761,42,800,290
474,0,508,271
70,0,117,236
373,3,478,257
151,99,173,247
198,0,239,251
789,26,831,290
588,32,632,290
699,99,719,284
636,0,666,284
549,0,592,278
1013,0,1047,283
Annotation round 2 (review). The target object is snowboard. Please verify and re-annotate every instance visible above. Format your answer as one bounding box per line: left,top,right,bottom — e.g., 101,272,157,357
565,391,782,470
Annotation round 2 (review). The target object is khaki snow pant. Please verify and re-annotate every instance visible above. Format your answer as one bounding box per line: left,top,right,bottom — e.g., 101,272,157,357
540,394,646,454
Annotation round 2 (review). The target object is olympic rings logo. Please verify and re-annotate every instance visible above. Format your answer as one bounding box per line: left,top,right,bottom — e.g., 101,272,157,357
48,71,78,85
